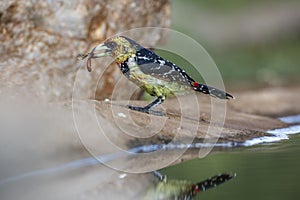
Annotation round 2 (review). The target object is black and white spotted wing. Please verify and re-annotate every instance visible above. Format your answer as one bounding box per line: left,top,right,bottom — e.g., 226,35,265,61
136,48,195,85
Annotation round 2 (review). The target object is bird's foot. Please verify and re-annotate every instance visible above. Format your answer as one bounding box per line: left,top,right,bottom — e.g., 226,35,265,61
127,105,165,116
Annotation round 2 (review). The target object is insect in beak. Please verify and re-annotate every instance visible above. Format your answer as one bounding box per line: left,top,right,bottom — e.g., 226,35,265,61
77,43,111,72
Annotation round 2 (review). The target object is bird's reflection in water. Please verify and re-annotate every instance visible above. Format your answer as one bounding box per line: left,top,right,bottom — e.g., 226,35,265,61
144,171,235,200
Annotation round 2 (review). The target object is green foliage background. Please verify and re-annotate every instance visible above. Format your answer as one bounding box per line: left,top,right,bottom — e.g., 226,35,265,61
171,0,300,90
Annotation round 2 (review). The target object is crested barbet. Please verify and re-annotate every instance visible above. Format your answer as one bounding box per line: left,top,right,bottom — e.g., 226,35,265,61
81,36,234,115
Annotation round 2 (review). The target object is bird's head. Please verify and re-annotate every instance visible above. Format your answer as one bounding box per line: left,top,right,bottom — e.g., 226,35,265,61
89,36,141,66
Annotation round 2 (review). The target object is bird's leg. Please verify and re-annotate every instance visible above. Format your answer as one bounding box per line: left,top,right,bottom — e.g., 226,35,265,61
143,96,164,110
128,96,165,116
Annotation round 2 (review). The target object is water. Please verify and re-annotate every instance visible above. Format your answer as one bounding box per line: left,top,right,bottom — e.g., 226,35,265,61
162,115,300,200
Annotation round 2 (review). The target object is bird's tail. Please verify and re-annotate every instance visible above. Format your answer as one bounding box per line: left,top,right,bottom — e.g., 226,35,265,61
191,82,234,100
193,173,235,194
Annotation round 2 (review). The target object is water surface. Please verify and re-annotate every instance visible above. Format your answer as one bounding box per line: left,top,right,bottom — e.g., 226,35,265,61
162,133,300,200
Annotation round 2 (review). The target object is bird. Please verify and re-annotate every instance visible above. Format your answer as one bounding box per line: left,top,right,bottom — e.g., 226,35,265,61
79,36,234,115
145,171,235,199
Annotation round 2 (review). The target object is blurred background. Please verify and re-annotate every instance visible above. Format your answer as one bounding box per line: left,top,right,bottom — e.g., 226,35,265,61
171,0,300,90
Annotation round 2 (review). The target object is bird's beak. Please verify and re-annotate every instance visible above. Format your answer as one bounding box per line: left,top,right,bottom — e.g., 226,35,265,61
90,43,111,58
86,43,111,72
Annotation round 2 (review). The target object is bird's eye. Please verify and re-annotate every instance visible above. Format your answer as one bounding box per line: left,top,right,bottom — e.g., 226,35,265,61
107,42,117,49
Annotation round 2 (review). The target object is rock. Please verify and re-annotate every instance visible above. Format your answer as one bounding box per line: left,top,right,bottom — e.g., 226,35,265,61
229,86,300,117
0,86,298,199
0,0,170,101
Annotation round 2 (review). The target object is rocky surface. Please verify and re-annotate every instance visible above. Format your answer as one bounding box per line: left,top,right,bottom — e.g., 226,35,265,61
0,0,170,101
228,86,300,117
0,86,299,199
